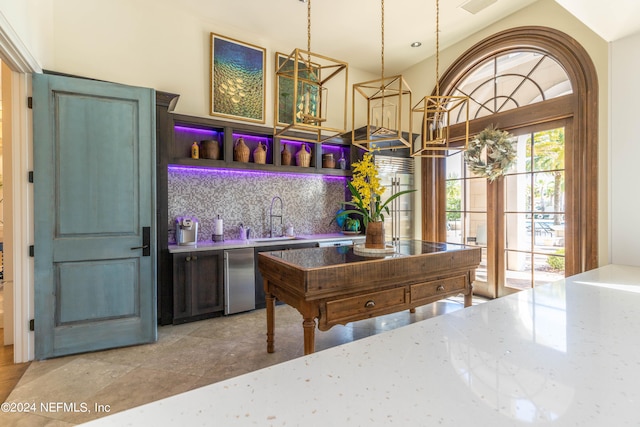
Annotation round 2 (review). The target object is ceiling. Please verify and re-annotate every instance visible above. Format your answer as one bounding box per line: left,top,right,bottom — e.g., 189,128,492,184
181,0,640,75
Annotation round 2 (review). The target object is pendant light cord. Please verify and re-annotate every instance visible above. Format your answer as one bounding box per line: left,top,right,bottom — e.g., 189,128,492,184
381,0,385,82
307,0,311,54
435,0,440,97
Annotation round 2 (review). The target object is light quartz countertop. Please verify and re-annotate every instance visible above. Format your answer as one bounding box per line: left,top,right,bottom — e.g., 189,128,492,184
82,264,640,426
168,233,364,253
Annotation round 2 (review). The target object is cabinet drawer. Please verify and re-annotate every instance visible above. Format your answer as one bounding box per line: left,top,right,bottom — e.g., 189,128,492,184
411,275,467,303
325,288,406,323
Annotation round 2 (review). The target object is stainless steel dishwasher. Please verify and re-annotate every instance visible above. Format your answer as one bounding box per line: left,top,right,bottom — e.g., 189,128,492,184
224,248,256,315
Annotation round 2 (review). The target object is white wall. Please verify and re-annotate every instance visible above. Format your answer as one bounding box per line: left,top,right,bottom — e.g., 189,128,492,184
48,0,375,126
0,0,53,68
610,30,640,266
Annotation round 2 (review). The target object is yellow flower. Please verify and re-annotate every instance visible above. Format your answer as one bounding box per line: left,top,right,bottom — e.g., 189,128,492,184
333,152,415,227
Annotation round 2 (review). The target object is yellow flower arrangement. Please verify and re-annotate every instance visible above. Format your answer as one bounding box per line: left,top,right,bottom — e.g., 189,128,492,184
335,152,415,227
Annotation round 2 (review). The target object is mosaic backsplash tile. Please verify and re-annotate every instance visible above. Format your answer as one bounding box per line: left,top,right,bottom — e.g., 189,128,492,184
168,167,347,243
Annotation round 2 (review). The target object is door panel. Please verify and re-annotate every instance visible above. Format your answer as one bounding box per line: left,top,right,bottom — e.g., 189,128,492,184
33,73,156,359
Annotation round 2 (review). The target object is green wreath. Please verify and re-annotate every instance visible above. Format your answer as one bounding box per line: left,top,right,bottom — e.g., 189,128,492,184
464,126,516,182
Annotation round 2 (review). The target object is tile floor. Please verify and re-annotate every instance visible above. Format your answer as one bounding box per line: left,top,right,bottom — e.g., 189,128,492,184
0,295,485,426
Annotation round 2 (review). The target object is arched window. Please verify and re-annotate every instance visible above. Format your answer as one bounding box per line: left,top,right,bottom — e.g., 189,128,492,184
421,27,598,298
449,50,573,122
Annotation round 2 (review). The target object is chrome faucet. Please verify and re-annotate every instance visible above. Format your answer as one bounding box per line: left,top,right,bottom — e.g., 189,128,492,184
269,196,283,238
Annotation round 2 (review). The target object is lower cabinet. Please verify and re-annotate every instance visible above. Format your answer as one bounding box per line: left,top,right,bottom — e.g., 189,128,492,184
173,250,224,323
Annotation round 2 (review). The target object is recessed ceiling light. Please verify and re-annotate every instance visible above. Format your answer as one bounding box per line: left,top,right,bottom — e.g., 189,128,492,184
410,41,422,48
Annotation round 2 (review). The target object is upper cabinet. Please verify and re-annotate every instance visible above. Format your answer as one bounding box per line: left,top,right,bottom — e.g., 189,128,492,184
169,113,354,176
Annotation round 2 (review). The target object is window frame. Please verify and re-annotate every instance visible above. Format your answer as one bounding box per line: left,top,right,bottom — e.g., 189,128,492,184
420,27,598,297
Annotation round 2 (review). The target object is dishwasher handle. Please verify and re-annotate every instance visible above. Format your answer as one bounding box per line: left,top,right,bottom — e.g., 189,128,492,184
318,240,353,247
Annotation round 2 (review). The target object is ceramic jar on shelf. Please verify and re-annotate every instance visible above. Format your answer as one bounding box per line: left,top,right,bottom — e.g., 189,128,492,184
281,143,292,166
200,140,219,160
233,137,250,162
296,143,311,167
253,141,267,164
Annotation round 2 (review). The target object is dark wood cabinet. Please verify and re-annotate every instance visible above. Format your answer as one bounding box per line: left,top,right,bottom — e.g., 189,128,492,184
172,250,224,323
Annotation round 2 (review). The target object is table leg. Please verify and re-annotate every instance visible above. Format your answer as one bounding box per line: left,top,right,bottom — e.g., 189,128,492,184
266,292,275,353
302,317,316,355
464,284,473,308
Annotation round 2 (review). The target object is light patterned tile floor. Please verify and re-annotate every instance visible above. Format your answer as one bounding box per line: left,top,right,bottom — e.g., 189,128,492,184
0,296,485,426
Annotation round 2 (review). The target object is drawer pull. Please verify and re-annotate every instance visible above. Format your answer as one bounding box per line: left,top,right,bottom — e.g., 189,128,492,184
436,285,445,292
364,300,376,308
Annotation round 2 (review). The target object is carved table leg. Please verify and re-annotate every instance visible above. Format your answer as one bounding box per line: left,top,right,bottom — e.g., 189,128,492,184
464,282,473,308
266,292,275,353
409,308,416,313
302,317,316,355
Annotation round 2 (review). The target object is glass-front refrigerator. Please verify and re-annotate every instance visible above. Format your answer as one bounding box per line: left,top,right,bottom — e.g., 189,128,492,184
375,155,415,242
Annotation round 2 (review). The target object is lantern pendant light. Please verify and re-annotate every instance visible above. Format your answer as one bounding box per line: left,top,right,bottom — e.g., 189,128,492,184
274,0,349,144
352,0,413,152
411,0,469,158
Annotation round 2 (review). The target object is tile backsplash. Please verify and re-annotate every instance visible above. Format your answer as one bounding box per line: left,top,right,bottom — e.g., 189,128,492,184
168,167,347,242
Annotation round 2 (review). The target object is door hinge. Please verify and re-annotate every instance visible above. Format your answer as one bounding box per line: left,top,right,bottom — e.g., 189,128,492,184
29,245,34,257
28,97,33,109
29,319,35,331
28,171,34,183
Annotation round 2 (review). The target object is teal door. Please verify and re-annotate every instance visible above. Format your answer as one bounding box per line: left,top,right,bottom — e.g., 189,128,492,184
33,73,157,359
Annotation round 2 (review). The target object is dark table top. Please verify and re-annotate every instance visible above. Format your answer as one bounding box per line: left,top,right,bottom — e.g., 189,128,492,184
259,240,477,270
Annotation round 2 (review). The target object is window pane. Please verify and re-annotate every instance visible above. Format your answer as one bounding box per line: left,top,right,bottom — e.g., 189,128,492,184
466,178,487,212
506,213,531,252
456,50,572,121
504,173,532,212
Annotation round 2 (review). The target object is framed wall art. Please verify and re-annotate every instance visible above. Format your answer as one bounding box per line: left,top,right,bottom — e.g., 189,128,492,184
210,33,266,123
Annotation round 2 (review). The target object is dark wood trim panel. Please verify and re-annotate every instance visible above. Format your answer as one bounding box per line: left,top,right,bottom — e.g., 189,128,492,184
156,92,180,325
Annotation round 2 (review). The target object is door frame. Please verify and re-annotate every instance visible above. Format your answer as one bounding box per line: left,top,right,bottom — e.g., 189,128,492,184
1,12,43,362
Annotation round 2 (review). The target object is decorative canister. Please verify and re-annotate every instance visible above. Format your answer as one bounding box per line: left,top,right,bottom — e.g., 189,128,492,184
322,153,336,169
200,140,219,160
281,143,292,166
233,137,250,162
338,151,347,170
253,141,267,164
296,143,311,167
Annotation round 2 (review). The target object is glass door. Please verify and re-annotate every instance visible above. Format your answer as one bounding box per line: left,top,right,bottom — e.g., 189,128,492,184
503,127,566,291
445,151,488,293
444,124,566,297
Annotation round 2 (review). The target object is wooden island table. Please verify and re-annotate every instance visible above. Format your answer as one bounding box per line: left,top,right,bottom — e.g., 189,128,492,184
258,240,482,354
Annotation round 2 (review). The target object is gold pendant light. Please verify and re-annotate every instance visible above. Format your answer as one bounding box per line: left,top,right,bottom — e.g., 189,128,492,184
411,0,469,158
352,0,413,152
274,0,348,144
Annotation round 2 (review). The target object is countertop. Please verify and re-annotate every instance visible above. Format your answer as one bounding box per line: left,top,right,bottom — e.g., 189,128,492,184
82,264,640,426
261,240,478,269
168,233,364,253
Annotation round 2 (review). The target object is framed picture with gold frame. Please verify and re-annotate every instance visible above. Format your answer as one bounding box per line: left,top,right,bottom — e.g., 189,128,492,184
210,33,266,123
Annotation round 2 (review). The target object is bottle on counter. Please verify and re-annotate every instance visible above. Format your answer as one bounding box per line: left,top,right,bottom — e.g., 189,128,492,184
191,141,200,159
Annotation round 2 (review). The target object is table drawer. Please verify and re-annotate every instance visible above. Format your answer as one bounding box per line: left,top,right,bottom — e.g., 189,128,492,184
325,288,406,323
411,275,467,303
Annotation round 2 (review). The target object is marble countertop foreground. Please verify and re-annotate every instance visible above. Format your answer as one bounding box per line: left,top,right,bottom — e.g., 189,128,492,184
83,264,640,426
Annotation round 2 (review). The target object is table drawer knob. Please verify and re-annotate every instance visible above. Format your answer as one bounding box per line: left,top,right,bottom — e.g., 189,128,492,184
364,300,376,308
437,285,445,292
